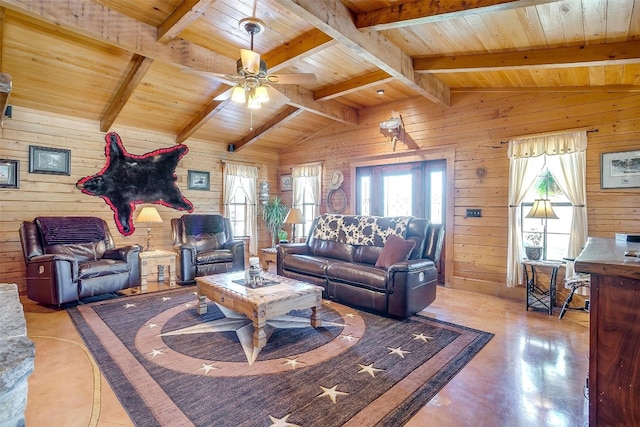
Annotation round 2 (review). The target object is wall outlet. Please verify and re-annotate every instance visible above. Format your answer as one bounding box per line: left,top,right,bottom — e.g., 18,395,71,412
466,209,482,217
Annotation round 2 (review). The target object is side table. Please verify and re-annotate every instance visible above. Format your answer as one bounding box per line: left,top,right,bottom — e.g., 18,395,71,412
522,260,562,315
139,249,176,291
261,247,277,272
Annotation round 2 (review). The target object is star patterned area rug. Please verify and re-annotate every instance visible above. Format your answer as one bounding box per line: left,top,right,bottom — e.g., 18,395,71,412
68,287,493,427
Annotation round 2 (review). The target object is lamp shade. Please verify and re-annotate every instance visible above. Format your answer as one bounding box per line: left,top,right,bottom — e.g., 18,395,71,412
136,206,163,223
231,86,246,103
525,199,558,219
284,207,304,224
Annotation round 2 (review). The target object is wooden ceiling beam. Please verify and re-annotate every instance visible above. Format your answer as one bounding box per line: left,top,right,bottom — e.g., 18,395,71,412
355,0,559,31
314,70,393,101
263,29,336,72
415,41,640,73
176,93,231,144
274,0,450,107
157,0,217,43
100,54,154,132
276,85,358,124
231,106,302,152
452,85,640,93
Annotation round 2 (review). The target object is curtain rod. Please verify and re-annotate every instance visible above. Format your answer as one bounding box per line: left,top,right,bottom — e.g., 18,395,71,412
500,128,599,145
220,160,260,169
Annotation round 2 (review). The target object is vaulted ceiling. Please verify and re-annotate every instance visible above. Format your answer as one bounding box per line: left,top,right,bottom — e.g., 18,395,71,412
2,0,639,153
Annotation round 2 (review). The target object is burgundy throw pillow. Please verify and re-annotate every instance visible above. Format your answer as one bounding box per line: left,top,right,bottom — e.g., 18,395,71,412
375,235,416,269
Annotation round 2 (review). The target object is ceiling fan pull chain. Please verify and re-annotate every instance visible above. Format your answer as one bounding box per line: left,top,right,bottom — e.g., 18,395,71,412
250,109,254,131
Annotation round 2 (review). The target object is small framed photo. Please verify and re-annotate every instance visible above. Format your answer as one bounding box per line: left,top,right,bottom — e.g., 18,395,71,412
188,170,210,191
0,159,19,189
601,150,640,189
280,174,292,191
29,145,70,175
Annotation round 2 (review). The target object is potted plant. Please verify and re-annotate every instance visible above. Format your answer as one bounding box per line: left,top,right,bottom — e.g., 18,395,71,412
261,196,288,247
524,231,543,260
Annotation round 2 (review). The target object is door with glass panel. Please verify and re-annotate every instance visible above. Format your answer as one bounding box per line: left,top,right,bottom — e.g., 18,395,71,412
356,160,444,225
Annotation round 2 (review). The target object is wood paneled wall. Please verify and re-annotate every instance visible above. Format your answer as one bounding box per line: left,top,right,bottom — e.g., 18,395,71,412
279,91,640,299
0,107,280,293
2,92,639,300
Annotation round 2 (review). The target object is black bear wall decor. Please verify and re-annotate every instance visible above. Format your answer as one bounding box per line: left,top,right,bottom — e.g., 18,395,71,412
77,132,194,236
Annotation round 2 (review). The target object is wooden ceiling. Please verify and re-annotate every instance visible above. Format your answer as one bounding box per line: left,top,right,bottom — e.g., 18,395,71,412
1,0,639,152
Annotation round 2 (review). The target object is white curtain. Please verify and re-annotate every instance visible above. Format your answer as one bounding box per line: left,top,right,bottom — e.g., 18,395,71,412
223,163,258,255
292,164,322,238
506,131,588,287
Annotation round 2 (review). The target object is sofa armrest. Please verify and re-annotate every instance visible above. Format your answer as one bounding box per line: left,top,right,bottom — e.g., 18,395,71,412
25,254,81,305
387,259,434,274
386,259,438,317
222,239,245,271
278,243,310,256
103,245,141,264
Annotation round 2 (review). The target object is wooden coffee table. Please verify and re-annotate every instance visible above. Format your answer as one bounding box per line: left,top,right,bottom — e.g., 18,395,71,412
195,271,323,360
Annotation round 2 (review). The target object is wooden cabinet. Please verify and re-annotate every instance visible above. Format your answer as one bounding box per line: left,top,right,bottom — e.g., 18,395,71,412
574,237,640,427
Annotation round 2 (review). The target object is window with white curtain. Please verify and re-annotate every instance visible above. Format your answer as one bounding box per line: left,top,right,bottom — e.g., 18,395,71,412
506,131,588,287
292,164,321,239
223,163,257,255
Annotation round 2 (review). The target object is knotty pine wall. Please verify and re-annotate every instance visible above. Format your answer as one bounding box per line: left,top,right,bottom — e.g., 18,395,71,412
279,90,640,300
0,107,280,293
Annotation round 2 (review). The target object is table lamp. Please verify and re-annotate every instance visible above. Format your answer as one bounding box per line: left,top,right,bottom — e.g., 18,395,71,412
136,206,163,251
283,207,304,243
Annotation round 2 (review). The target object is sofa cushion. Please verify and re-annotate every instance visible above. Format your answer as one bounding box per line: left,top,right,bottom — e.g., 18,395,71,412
283,254,332,277
375,235,416,269
196,249,234,264
326,262,388,292
186,232,226,252
36,216,106,245
78,258,128,279
45,241,107,262
310,239,354,262
182,215,224,236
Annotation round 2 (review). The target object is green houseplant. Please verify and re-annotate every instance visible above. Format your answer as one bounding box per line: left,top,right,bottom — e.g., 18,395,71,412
261,196,288,247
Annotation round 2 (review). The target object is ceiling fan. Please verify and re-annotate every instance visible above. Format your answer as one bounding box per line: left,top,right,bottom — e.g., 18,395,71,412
191,17,316,109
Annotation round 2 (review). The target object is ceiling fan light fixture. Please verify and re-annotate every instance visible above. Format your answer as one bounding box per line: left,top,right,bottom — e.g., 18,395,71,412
231,86,246,103
255,85,269,103
247,96,261,109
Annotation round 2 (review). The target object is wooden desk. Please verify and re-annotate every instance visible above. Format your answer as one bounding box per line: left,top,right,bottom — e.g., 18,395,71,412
139,249,176,291
575,237,640,426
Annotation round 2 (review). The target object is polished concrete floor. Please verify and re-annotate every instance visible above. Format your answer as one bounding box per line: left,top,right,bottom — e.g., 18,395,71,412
22,282,589,427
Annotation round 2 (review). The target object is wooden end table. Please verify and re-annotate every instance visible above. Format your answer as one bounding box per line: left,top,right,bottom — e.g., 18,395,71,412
195,271,323,363
260,247,277,272
139,249,176,291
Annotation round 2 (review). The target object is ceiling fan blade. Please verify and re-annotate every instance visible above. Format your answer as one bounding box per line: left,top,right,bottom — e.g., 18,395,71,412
240,49,261,75
265,73,317,85
181,68,240,84
213,88,233,101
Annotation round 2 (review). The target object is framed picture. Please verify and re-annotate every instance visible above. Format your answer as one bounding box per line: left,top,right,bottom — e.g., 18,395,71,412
280,174,292,191
188,170,210,190
29,145,70,175
601,150,640,189
0,159,19,189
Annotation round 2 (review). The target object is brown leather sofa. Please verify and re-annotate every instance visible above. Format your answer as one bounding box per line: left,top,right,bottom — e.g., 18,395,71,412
19,216,141,306
277,214,444,318
171,214,245,284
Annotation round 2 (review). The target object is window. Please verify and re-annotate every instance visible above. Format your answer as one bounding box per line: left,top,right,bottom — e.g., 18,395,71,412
223,163,257,255
292,164,321,241
521,169,571,261
356,160,445,223
227,190,249,237
506,130,588,287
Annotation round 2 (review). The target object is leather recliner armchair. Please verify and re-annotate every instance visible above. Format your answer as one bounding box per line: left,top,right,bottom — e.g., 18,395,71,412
19,216,141,306
171,214,245,284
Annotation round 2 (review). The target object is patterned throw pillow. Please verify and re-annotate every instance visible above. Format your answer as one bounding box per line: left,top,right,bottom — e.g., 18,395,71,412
375,235,415,269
